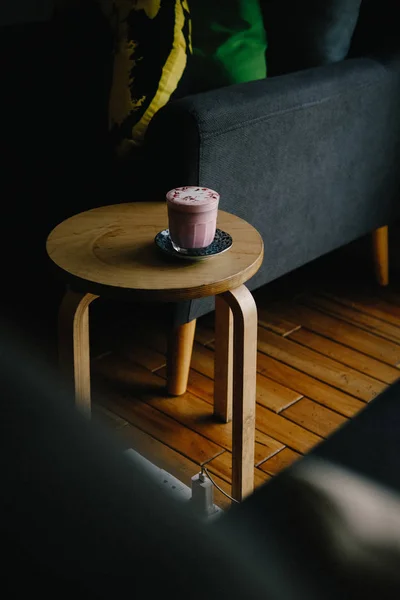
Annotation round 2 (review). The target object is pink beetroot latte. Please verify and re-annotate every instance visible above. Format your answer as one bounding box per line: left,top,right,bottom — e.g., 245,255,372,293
166,186,220,252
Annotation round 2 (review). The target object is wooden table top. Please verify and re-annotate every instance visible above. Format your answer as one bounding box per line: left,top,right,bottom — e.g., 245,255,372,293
46,202,264,302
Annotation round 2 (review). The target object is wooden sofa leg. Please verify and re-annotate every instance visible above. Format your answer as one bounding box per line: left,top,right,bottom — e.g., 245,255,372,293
167,320,196,396
372,226,389,286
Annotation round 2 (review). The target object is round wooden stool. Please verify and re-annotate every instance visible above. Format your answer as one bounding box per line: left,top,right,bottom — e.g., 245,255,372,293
47,202,264,500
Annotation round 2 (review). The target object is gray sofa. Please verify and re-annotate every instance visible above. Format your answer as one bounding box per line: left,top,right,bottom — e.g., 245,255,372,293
121,4,400,395
144,47,400,324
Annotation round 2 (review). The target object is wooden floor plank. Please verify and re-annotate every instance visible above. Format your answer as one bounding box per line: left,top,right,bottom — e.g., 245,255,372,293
190,342,304,412
253,374,304,413
155,366,286,460
96,357,283,465
259,448,301,476
85,241,400,504
253,431,285,464
257,327,384,402
94,383,225,467
96,353,319,455
157,366,215,405
255,404,323,454
118,343,166,373
92,404,130,431
275,302,400,365
302,294,400,344
118,421,232,509
288,328,400,385
319,286,400,326
195,323,215,346
281,398,347,438
256,305,301,336
375,287,400,311
257,353,364,417
190,342,215,378
205,451,271,488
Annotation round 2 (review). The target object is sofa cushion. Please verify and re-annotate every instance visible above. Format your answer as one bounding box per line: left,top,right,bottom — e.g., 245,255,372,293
261,0,362,75
99,0,191,155
101,0,267,152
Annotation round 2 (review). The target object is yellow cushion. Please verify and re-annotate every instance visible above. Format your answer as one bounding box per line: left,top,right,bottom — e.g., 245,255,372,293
99,0,191,155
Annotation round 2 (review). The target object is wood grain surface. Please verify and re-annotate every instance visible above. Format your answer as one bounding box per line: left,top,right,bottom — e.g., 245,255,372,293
46,203,264,302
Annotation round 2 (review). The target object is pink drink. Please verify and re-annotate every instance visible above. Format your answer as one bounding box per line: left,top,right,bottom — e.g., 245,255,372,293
166,186,220,252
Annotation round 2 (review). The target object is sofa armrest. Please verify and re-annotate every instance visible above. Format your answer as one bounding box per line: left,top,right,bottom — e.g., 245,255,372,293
155,55,392,135
147,53,400,194
147,55,400,189
146,53,400,303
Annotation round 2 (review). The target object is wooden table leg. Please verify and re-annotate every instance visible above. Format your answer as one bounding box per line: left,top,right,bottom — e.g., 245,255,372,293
214,295,233,422
58,289,98,417
219,285,258,502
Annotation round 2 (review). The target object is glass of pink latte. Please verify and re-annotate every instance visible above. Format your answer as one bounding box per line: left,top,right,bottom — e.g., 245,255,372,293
166,186,220,254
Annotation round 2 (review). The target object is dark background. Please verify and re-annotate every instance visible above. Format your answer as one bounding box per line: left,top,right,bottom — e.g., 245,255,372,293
1,0,113,359
0,0,53,26
1,1,56,352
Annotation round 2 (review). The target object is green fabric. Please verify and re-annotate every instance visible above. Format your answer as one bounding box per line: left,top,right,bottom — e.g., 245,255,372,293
187,0,267,94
